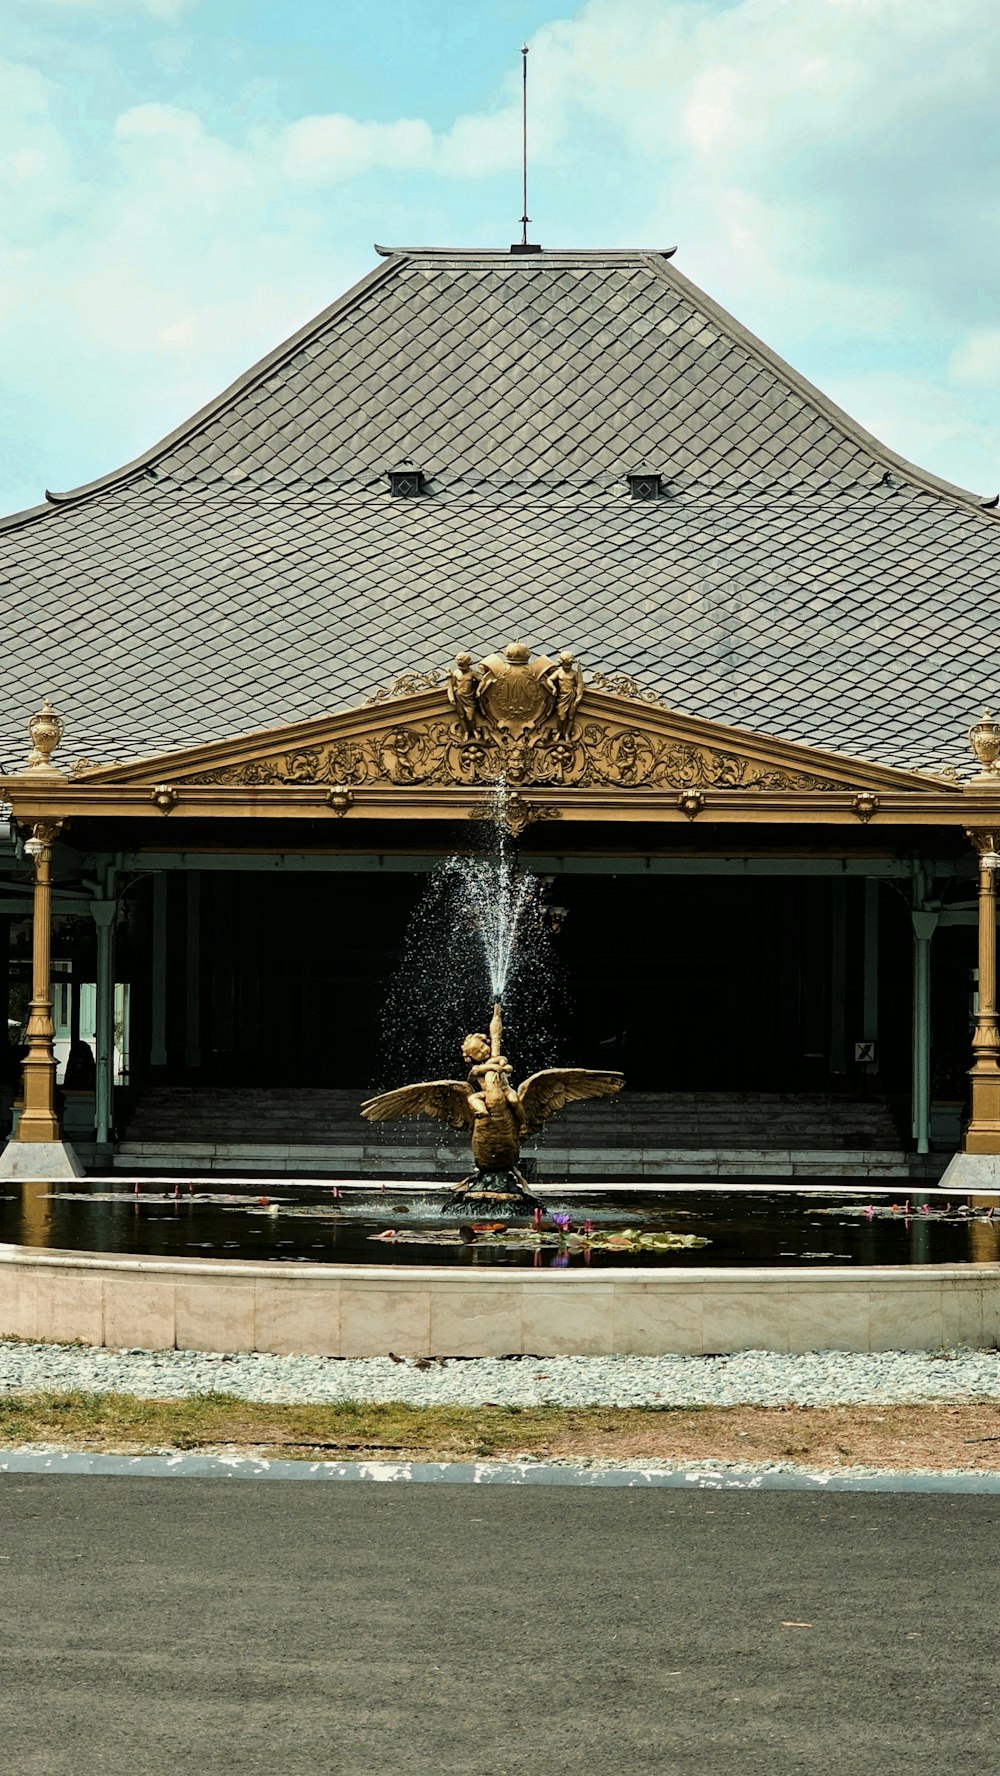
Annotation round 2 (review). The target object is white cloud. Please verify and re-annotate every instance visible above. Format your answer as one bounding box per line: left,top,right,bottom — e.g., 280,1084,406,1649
436,105,522,178
951,330,1000,390
115,103,252,209
36,0,192,17
280,114,435,182
279,103,540,184
0,58,78,219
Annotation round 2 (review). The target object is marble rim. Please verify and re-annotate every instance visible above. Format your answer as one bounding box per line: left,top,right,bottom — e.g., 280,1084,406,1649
1,1242,998,1283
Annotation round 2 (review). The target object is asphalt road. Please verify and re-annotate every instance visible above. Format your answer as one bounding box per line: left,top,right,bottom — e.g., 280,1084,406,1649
0,1477,993,1775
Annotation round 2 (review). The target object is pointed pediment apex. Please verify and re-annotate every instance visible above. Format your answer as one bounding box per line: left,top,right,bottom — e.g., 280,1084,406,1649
70,649,944,798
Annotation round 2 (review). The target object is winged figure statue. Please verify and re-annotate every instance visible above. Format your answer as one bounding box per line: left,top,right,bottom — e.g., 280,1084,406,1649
361,1002,623,1212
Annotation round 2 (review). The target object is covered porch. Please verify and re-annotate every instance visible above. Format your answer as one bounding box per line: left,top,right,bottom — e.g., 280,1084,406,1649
98,844,966,1178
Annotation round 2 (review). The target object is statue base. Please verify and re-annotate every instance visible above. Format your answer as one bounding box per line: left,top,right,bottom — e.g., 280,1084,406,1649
444,1169,545,1219
938,1151,1000,1192
0,1139,84,1180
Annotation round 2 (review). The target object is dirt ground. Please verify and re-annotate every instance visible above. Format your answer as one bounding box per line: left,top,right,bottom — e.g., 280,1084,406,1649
505,1400,1000,1470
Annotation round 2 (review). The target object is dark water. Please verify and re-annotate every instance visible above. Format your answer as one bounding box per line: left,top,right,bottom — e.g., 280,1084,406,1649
3,1184,999,1269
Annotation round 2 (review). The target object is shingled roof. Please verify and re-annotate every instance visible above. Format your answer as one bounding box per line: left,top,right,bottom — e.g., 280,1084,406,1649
1,245,996,772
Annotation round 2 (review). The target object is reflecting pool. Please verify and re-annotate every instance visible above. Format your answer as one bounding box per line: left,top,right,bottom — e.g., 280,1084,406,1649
3,1182,999,1269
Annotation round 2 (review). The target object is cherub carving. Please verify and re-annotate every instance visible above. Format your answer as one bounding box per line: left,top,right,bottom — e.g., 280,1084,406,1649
446,652,481,737
544,651,584,739
361,1002,623,1209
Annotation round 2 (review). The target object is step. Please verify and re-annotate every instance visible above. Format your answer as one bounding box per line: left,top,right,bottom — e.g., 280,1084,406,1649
122,1090,903,1158
112,1140,911,1180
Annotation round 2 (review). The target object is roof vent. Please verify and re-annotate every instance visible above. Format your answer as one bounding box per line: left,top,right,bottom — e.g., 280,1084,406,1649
627,469,664,501
388,465,426,498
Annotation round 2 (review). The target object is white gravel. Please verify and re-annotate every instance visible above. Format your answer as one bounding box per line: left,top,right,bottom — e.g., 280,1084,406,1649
2,1342,1000,1407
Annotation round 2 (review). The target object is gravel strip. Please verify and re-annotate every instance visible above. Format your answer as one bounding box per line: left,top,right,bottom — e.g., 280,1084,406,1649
1,1343,1000,1406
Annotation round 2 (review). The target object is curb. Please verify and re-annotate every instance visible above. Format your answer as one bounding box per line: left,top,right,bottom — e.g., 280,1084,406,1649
3,1450,1000,1491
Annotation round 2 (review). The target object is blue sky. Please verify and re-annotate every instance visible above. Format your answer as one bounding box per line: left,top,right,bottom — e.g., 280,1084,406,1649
3,0,1000,515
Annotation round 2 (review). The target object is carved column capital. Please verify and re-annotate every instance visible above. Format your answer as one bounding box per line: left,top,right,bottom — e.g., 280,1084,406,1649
967,828,1000,859
23,818,63,859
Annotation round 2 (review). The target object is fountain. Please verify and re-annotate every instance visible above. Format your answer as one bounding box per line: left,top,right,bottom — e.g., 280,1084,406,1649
361,785,623,1213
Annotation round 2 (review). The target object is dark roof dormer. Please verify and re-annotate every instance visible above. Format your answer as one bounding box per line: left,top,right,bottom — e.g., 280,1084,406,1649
627,468,665,501
388,465,426,498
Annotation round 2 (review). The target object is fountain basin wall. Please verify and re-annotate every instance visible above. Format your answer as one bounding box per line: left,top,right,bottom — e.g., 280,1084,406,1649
2,1245,1000,1355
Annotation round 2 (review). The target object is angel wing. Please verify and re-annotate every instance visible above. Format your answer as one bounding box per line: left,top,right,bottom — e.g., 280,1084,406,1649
360,1080,475,1132
516,1068,624,1136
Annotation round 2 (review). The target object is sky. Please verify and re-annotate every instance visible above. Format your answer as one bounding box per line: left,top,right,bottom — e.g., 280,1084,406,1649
2,0,1000,516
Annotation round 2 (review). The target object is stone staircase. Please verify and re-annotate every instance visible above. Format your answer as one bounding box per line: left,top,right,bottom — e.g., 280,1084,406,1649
114,1087,910,1179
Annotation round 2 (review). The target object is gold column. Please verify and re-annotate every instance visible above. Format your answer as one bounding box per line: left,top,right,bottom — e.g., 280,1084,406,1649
16,819,63,1144
965,829,1000,1153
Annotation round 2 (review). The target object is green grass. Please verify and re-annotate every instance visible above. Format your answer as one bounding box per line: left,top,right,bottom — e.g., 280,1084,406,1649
0,1392,701,1459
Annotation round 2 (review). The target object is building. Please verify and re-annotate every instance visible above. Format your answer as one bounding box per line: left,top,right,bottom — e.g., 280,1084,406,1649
2,244,999,1187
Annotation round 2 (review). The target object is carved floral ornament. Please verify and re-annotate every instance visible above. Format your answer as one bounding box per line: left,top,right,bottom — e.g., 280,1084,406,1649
185,644,856,796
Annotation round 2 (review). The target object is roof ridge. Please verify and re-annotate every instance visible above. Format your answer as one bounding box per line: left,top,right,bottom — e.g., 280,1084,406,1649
646,253,992,517
373,244,678,259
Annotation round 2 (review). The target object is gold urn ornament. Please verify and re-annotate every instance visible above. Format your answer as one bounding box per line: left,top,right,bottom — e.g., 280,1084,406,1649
970,707,1000,762
24,699,65,776
968,708,1000,784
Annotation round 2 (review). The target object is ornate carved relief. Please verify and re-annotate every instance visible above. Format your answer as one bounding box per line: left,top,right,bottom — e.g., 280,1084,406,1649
367,669,446,703
470,793,562,836
586,671,667,707
186,724,852,793
182,644,856,795
851,791,880,823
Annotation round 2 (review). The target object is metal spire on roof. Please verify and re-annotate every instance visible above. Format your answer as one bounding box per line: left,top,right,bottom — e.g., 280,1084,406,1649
511,45,541,254
520,45,529,244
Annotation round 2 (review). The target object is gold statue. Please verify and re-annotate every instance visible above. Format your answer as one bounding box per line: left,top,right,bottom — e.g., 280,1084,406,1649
446,652,480,738
361,1002,623,1211
544,651,584,738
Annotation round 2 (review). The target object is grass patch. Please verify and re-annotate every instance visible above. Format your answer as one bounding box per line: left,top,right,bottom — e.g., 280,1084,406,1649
0,1393,656,1461
0,1393,999,1469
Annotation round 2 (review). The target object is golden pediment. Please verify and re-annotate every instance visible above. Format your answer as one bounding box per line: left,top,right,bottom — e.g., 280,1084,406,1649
68,645,941,800
177,710,854,793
